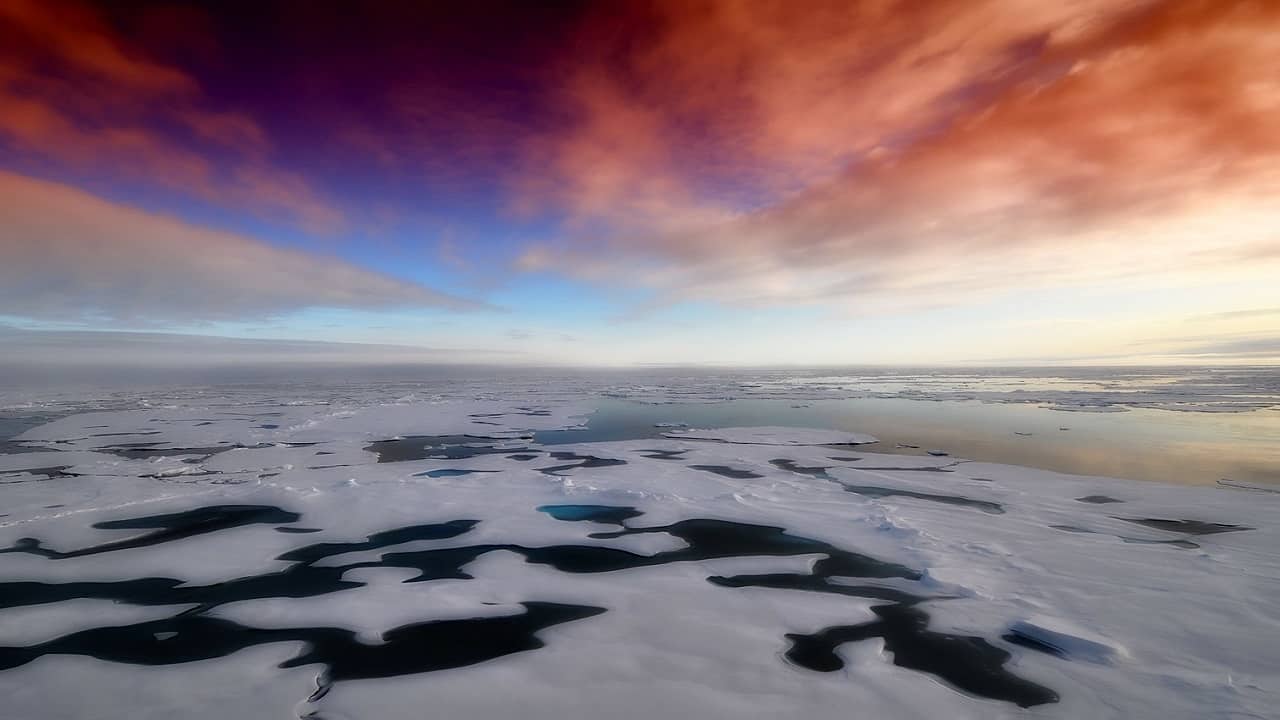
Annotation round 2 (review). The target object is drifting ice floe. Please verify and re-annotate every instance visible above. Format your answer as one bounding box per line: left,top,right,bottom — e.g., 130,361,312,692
0,394,1276,720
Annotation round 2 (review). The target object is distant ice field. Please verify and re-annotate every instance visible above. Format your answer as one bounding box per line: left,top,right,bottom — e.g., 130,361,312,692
0,368,1277,718
6,366,1276,484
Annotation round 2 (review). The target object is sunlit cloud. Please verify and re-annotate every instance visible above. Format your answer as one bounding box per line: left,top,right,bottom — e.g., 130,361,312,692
0,0,340,231
0,0,1276,365
520,0,1280,313
0,172,489,323
0,326,521,368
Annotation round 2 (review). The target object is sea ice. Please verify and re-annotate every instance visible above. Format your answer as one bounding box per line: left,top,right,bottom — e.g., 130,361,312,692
0,393,1276,719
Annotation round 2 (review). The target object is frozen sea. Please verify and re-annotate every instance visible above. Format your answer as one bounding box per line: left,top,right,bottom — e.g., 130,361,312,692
0,366,1277,718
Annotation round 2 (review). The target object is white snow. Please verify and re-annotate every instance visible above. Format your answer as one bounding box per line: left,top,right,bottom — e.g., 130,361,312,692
0,393,1276,719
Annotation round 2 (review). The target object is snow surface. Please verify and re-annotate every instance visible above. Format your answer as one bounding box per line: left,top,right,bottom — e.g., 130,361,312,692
0,394,1276,719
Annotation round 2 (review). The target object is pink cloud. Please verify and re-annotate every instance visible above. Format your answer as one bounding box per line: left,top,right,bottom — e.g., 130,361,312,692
519,0,1280,310
0,172,488,322
0,0,339,232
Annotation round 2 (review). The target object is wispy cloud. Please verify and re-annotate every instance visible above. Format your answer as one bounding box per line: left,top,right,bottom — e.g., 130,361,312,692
0,325,524,367
519,0,1280,312
0,172,490,323
0,0,339,231
1187,307,1280,323
1162,336,1280,359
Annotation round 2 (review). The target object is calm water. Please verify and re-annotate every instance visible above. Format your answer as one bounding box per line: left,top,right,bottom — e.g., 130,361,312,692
536,397,1280,486
2,365,1277,486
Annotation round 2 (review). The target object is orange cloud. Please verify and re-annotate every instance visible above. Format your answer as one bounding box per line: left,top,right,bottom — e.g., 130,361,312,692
522,0,1280,310
1,0,193,95
0,0,337,232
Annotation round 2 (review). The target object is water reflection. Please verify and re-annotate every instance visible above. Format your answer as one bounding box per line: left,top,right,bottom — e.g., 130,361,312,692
535,397,1280,486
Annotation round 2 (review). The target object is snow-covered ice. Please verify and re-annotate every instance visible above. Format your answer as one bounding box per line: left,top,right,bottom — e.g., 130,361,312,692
0,391,1277,719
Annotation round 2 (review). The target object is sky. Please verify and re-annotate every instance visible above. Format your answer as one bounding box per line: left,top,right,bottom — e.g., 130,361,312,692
2,0,1279,366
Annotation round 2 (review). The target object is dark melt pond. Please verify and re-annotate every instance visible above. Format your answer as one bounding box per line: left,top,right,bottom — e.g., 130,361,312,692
0,501,1059,708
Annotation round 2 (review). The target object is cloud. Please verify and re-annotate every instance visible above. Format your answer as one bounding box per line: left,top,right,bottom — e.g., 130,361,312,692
0,325,522,366
0,0,194,94
1162,336,1280,359
520,0,1280,312
0,0,339,231
1188,307,1280,323
0,172,489,322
